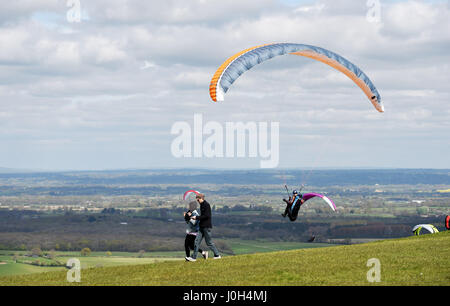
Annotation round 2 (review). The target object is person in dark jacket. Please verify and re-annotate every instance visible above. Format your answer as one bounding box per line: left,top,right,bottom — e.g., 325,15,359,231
281,190,305,222
186,194,221,261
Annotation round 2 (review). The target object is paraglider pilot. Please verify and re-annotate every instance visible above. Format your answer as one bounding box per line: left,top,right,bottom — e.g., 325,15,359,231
281,190,305,221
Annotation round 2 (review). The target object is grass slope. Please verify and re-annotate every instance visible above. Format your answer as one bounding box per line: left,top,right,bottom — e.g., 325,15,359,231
0,261,65,277
2,232,449,286
0,241,329,277
228,240,333,255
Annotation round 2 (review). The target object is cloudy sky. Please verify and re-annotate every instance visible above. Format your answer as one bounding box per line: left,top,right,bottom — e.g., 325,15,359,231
0,0,449,170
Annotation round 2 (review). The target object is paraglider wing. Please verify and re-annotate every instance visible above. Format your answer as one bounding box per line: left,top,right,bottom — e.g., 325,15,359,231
302,193,336,212
210,43,383,112
412,224,439,235
183,190,201,201
445,215,450,230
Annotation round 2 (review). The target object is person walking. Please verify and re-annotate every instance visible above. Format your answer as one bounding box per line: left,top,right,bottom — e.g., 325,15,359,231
183,201,208,260
186,194,221,261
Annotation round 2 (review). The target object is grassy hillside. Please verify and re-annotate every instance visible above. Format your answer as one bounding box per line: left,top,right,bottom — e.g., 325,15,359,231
0,240,331,277
0,260,65,276
1,232,449,286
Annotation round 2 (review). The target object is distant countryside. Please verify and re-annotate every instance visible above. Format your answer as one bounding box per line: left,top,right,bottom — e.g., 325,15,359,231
0,168,448,278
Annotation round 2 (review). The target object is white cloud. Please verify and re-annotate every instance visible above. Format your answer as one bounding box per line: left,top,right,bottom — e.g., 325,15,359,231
0,0,449,169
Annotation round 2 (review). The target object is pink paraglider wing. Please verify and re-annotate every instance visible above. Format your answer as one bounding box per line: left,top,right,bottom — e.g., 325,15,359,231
183,190,200,201
302,193,336,211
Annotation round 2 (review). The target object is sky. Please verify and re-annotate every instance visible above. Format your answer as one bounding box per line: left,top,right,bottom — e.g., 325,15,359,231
0,0,449,171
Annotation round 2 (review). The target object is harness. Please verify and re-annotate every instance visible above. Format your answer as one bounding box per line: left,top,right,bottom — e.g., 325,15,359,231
290,195,302,211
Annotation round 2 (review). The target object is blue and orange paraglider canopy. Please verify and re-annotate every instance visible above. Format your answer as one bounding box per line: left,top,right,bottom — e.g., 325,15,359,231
210,43,383,112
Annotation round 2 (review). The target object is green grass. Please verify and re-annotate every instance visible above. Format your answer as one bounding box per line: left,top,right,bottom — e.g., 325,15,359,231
56,256,182,270
0,260,65,277
228,239,333,255
2,232,449,285
0,240,329,277
49,251,184,258
0,254,182,277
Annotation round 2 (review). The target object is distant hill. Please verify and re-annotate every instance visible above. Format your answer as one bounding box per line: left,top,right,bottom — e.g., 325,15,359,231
0,167,38,173
0,168,20,173
0,168,449,186
2,231,449,286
